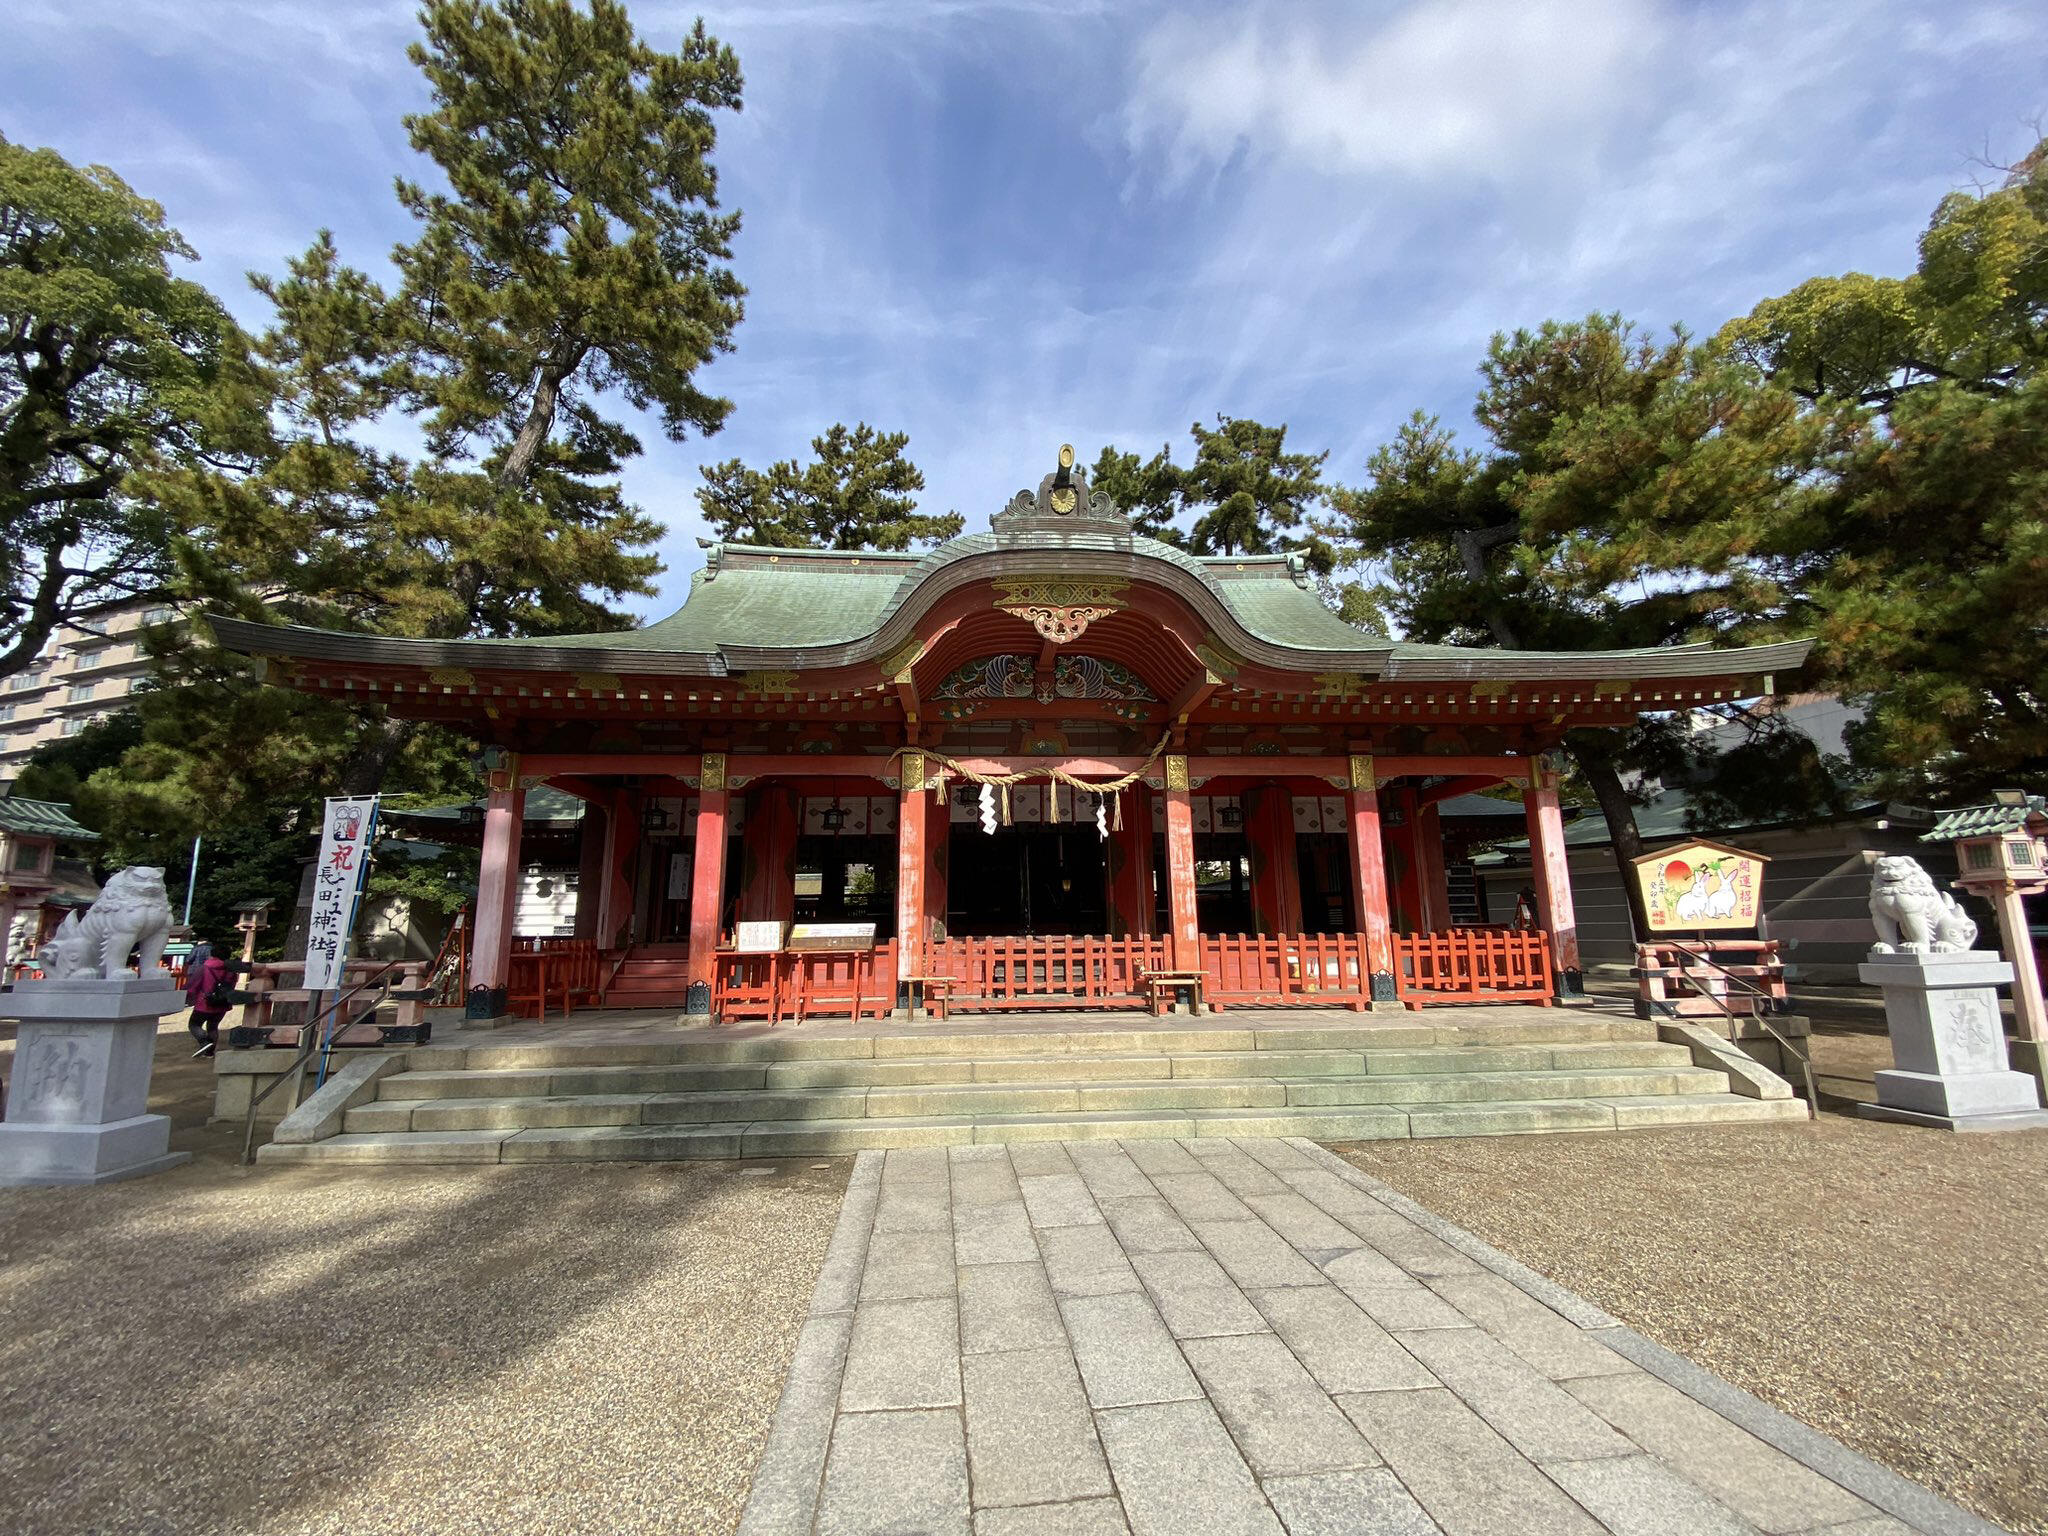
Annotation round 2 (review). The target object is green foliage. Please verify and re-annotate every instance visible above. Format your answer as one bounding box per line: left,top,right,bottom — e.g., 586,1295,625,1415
1331,314,1850,930
0,134,253,679
11,709,144,807
1722,140,2048,798
367,842,480,918
698,423,960,549
1092,417,1337,567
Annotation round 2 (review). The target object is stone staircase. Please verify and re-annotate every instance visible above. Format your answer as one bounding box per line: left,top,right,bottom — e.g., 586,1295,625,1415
256,1016,1804,1166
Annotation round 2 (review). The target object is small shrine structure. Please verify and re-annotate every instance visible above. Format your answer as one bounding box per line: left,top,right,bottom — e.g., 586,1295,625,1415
212,449,1811,1024
0,797,100,976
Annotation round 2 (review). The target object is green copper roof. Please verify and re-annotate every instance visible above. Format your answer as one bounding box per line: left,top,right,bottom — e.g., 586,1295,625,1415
0,796,99,841
207,469,1813,685
1922,797,2045,842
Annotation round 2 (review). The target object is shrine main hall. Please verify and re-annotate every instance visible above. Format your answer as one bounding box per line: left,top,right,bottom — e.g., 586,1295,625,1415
216,450,1808,1026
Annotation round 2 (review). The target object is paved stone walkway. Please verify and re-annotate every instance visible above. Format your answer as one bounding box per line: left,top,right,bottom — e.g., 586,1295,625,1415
737,1138,1998,1536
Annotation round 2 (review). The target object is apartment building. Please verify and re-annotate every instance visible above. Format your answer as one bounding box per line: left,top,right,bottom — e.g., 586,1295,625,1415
0,597,176,787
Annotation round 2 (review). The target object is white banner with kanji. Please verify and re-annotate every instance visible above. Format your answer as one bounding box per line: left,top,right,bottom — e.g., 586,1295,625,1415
305,795,379,991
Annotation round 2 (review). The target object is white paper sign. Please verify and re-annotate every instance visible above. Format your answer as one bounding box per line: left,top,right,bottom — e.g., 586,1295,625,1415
305,795,379,991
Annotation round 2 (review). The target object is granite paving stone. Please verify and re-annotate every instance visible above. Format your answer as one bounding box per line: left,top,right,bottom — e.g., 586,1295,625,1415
1246,1284,1439,1394
1242,1190,1369,1253
1562,1370,1878,1533
1149,1169,1257,1222
1545,1453,1763,1536
857,1227,957,1301
1020,1172,1104,1228
816,1406,971,1536
1040,1222,1145,1297
1095,1194,1202,1253
1182,1332,1381,1477
1094,1399,1286,1536
1190,1217,1327,1289
1061,1291,1203,1408
1066,1142,1157,1200
955,1198,1039,1266
959,1260,1065,1356
972,1499,1132,1535
839,1295,961,1411
963,1346,1114,1509
1336,1386,1607,1535
1130,1250,1271,1339
739,1136,1980,1536
1397,1325,1636,1464
1117,1137,1205,1177
1423,1272,1634,1380
1261,1469,1445,1536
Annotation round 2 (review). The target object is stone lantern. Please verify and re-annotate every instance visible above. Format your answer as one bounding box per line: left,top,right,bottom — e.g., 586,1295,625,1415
1925,791,2048,1093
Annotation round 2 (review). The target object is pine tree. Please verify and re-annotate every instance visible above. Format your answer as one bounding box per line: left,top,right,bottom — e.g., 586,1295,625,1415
1091,416,1336,567
1721,140,2048,798
0,134,253,680
698,423,960,549
1332,315,1848,935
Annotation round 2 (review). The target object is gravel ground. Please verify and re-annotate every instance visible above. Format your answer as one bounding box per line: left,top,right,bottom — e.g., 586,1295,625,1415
1335,1049,2048,1536
0,1021,848,1536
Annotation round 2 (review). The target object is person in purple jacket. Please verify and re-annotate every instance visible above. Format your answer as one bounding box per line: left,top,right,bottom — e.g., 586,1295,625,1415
183,940,233,1058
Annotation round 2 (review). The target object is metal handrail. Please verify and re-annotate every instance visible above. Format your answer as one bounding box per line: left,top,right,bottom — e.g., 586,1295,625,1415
1668,942,1819,1117
239,959,403,1164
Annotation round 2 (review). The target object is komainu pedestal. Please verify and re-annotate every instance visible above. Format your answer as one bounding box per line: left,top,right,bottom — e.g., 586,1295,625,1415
1857,953,2048,1132
0,976,191,1185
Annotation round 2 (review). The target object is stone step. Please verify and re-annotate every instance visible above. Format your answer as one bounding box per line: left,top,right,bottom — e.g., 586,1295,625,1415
261,1092,1808,1165
400,1022,1653,1075
386,1039,1696,1100
346,1066,1732,1134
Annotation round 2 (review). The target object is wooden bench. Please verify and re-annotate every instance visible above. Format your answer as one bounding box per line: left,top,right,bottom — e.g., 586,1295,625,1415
1140,969,1208,1017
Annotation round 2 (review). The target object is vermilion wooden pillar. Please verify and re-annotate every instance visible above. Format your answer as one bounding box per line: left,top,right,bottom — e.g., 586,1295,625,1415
738,783,799,926
896,752,929,990
683,756,729,1018
573,794,607,943
924,783,950,943
466,773,525,1022
1106,785,1155,937
1163,759,1200,968
1343,757,1397,1003
1523,772,1585,998
1243,784,1303,936
596,787,640,950
1382,788,1424,934
1414,799,1451,932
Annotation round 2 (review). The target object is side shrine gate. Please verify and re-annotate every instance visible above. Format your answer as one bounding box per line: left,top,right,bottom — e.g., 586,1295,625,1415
215,448,1809,1025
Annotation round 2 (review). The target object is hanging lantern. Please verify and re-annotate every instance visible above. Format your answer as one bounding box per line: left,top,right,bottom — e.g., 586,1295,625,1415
820,790,847,832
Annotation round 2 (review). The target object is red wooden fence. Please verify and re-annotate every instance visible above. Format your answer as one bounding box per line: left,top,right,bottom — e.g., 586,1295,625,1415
509,937,605,1020
920,935,1170,1010
1197,933,1375,1010
1392,926,1552,1008
714,941,899,1024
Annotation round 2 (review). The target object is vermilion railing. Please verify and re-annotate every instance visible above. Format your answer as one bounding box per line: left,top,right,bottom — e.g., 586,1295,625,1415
1198,933,1376,1010
1393,926,1552,1007
714,940,899,1024
921,935,1170,1009
509,937,605,1020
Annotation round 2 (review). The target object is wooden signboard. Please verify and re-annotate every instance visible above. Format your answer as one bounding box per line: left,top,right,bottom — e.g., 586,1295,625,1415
1631,839,1769,933
733,920,787,954
787,921,876,952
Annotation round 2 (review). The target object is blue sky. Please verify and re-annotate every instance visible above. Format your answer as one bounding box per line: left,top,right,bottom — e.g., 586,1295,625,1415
6,0,2045,622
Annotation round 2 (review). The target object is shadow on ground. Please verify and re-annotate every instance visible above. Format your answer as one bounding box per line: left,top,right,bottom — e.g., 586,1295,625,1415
0,1022,848,1536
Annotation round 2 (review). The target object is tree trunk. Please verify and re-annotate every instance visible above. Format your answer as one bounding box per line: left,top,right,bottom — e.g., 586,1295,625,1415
1569,741,1651,943
339,715,418,797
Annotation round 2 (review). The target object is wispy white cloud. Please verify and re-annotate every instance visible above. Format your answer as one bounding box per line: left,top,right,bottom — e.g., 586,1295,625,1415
4,0,2044,625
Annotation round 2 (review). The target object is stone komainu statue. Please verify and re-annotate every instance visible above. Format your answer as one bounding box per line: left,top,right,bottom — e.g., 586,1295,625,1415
1867,855,1978,955
35,867,176,980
